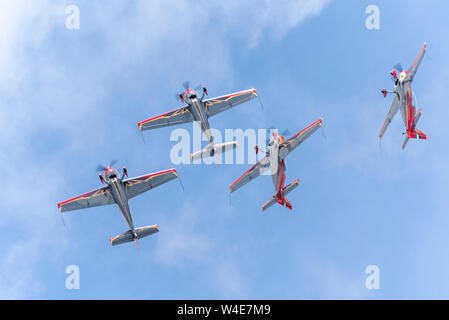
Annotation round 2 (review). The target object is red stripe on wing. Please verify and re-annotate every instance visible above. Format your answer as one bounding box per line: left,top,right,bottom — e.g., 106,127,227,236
57,188,101,210
288,118,322,140
408,43,426,73
129,168,177,181
137,109,180,130
210,88,257,101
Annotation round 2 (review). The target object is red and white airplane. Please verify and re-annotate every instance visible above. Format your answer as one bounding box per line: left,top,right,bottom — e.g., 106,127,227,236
57,162,178,247
138,82,258,160
229,119,322,211
380,43,427,149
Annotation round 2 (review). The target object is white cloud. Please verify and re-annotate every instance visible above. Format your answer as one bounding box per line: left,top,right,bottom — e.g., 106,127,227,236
212,0,330,47
154,204,214,265
294,253,369,299
213,259,250,298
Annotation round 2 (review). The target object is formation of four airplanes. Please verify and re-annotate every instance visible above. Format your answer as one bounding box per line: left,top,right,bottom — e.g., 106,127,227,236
57,43,428,248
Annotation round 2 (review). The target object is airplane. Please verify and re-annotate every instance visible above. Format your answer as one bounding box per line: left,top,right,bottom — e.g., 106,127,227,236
57,162,178,248
137,82,258,161
380,43,427,149
229,118,322,211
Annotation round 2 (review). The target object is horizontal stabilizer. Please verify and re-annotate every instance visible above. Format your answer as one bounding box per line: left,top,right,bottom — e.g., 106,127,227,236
190,141,238,161
404,129,427,149
402,136,409,149
281,179,300,196
261,196,277,211
110,225,159,246
403,109,426,149
261,179,300,211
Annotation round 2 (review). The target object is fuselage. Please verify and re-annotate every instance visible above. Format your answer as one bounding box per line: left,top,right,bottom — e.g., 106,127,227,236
267,134,287,201
395,70,417,133
102,167,135,234
182,89,212,143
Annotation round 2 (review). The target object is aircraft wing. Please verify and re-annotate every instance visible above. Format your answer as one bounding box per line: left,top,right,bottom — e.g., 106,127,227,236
379,95,400,140
57,186,114,212
138,105,193,131
279,118,322,160
405,43,426,83
204,88,257,118
124,168,178,199
229,156,271,193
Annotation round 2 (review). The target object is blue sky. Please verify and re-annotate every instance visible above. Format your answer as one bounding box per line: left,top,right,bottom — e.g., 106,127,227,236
1,0,449,299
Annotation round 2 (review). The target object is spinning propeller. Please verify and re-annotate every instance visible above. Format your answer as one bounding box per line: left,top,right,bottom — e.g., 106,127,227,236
390,63,404,81
266,126,291,144
393,63,403,73
96,160,118,172
256,127,292,154
176,81,207,101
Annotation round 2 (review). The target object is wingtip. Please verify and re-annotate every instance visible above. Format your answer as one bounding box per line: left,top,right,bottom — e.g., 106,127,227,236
137,122,142,130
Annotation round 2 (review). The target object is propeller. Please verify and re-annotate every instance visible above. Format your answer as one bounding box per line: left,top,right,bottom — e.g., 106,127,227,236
393,63,403,72
181,80,202,91
182,80,190,90
268,126,291,137
265,127,291,145
389,73,396,82
96,165,107,172
177,81,203,100
96,160,118,172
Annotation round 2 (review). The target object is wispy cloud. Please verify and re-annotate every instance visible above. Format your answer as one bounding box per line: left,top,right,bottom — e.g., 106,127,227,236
294,252,369,299
154,203,215,265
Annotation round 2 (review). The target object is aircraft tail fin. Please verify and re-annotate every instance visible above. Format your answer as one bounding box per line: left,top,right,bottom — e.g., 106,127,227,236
408,128,427,140
403,130,427,149
109,225,159,247
190,141,238,161
261,179,299,211
403,109,426,149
